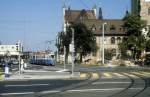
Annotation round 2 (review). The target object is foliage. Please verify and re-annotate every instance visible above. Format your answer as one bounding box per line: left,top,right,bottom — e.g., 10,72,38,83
57,23,97,63
120,13,147,59
104,49,114,60
71,23,97,55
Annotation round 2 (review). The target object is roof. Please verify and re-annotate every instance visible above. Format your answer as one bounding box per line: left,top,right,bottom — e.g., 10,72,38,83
65,9,96,22
65,9,126,36
84,19,126,36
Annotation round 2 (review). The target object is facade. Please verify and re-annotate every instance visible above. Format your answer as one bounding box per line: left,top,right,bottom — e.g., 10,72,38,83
131,0,150,25
63,6,126,64
0,42,23,56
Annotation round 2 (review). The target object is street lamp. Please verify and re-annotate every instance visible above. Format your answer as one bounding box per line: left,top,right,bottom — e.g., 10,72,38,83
70,28,75,76
102,22,107,65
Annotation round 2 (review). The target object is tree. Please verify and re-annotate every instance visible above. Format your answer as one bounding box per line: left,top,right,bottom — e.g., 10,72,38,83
120,13,147,60
71,23,97,62
57,23,97,63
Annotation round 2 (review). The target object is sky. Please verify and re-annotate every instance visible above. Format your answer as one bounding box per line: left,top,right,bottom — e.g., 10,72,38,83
0,0,131,51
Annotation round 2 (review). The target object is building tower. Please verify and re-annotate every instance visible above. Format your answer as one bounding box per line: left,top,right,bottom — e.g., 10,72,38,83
131,0,150,25
98,7,103,20
92,4,97,18
131,0,140,15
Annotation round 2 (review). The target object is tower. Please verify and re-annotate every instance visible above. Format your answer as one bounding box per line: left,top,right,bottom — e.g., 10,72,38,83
92,4,97,17
131,0,140,15
98,7,103,20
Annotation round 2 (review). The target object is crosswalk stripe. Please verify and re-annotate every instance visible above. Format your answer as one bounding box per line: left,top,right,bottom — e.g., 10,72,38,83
91,73,99,79
102,73,112,78
0,72,3,81
113,73,123,77
123,73,138,78
141,71,150,77
80,73,87,78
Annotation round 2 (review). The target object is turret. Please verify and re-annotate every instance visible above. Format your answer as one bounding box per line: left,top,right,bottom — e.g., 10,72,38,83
92,4,97,17
98,7,103,20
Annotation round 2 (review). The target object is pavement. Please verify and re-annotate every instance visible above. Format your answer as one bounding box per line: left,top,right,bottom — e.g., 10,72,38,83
0,64,84,81
1,69,81,81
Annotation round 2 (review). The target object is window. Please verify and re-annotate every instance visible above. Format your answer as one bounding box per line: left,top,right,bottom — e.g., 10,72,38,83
111,37,115,44
148,7,150,15
99,25,102,30
110,25,116,30
16,46,18,51
117,37,121,43
91,24,96,31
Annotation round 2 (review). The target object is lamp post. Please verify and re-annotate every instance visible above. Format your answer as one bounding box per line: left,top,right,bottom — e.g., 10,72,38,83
102,23,107,65
71,28,75,76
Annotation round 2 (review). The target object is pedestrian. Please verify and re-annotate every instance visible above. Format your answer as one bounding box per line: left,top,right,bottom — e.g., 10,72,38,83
21,59,24,73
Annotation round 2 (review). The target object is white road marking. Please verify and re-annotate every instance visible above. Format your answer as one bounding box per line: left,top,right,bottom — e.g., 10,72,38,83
67,88,124,92
113,73,125,78
5,84,50,87
0,87,144,96
0,92,34,96
39,90,60,94
92,81,131,85
67,87,143,93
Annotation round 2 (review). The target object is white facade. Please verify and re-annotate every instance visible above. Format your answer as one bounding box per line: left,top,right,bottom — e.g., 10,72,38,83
0,43,23,56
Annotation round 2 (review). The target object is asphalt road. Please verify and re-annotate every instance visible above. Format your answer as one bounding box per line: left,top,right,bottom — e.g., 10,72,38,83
1,63,150,97
0,71,150,97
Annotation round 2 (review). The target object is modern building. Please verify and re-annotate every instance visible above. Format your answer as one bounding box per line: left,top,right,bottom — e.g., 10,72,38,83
63,6,126,64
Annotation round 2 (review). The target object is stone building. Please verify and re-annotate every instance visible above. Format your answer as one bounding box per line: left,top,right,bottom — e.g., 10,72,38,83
131,0,150,25
63,6,126,64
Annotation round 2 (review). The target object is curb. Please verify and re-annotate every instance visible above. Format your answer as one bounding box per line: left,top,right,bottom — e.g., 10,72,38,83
3,72,81,81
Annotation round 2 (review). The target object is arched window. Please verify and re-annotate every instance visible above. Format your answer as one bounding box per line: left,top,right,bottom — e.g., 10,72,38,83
148,7,150,15
111,37,115,44
91,24,96,31
117,37,121,43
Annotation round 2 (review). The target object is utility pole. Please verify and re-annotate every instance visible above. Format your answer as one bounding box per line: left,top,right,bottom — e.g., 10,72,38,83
71,28,75,76
62,0,67,70
102,23,107,65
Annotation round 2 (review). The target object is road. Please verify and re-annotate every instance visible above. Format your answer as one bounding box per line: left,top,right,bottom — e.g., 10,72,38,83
0,64,150,97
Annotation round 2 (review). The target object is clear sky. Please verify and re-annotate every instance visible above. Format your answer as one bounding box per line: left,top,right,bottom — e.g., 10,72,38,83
0,0,131,51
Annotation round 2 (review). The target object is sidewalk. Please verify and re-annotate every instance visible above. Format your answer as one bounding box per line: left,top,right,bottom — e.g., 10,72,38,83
3,69,80,81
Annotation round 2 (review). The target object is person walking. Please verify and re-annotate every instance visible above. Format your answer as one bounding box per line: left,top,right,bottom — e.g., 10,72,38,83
21,59,24,73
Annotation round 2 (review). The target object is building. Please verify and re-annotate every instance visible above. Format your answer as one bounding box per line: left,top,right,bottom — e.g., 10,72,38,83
0,42,23,61
63,6,126,64
131,0,150,25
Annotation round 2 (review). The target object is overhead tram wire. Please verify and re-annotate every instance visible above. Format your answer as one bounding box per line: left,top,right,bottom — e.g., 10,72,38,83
79,0,90,9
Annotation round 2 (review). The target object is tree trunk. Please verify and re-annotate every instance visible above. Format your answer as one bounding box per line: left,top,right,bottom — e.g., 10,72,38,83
66,45,69,64
80,53,83,63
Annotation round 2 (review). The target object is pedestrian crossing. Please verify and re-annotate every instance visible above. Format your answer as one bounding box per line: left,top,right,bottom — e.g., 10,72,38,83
0,69,3,81
80,71,150,79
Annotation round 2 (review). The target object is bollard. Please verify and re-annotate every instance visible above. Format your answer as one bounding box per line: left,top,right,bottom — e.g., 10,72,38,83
5,63,9,78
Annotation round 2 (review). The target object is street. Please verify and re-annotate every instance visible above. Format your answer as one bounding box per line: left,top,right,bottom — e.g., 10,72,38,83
0,64,150,97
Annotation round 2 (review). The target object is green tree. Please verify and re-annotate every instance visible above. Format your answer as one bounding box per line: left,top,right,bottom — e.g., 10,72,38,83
57,23,97,63
120,13,147,60
71,23,97,62
104,49,113,60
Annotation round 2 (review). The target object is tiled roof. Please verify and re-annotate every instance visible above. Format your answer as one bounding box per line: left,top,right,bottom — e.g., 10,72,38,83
65,9,96,22
84,19,126,36
65,9,126,36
